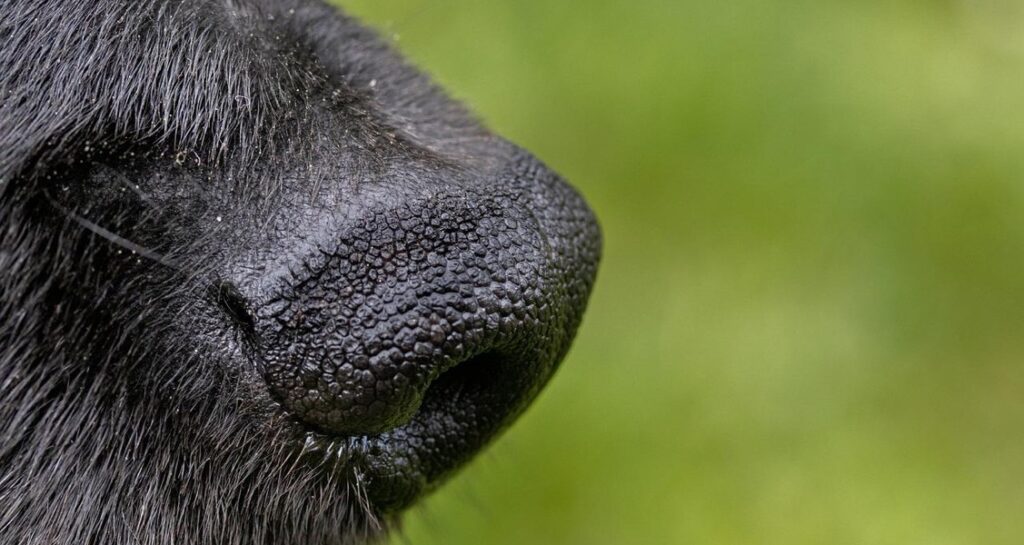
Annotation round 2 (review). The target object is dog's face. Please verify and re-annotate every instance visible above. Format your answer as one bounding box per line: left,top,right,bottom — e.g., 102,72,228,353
0,0,600,543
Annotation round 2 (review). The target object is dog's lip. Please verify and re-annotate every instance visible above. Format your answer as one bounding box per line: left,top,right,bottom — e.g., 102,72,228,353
293,421,439,513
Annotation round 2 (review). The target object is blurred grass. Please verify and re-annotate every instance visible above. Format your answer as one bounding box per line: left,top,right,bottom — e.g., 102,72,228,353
337,1,1024,544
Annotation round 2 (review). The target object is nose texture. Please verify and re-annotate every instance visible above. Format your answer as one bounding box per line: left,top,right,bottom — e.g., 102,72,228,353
255,152,600,440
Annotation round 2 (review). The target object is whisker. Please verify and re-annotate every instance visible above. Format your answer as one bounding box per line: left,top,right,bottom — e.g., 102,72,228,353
98,164,157,209
46,192,181,271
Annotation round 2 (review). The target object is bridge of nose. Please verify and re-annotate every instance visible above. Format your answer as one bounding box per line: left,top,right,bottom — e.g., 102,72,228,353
255,189,550,436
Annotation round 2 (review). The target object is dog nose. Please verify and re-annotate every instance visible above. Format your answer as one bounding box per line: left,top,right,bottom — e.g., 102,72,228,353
253,155,600,438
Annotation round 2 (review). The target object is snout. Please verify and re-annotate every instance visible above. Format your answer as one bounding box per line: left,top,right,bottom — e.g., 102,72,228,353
247,152,600,509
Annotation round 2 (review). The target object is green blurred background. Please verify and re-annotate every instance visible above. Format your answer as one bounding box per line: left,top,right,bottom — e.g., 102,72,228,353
338,1,1024,544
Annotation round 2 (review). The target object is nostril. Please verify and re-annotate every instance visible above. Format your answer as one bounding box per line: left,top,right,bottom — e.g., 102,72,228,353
276,344,535,439
422,350,501,407
412,345,546,425
212,281,257,335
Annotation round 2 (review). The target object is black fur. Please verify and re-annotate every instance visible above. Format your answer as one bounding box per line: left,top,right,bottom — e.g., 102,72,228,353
0,1,600,544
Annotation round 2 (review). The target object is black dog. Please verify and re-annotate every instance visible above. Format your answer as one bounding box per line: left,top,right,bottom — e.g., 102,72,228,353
0,1,600,543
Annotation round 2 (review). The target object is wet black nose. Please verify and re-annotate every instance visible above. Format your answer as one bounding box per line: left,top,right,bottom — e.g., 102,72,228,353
253,157,600,438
